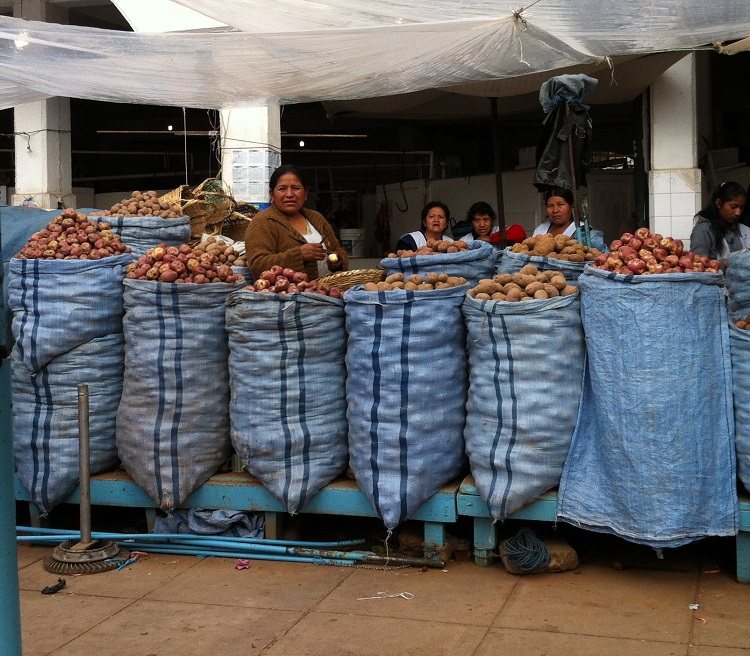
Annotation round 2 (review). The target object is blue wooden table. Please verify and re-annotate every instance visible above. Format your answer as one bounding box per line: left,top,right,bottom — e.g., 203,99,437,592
15,470,459,562
457,475,750,582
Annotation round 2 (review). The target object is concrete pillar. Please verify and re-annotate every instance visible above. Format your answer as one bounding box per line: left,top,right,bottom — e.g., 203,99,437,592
220,107,281,209
12,0,75,209
648,53,703,245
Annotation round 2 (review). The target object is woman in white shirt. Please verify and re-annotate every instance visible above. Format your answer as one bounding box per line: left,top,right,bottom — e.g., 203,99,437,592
533,188,576,238
396,201,454,251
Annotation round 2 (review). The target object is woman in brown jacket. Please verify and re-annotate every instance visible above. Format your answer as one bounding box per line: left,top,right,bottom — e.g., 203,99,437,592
244,165,349,280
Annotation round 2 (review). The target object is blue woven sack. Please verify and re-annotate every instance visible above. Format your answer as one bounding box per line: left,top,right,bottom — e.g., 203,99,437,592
725,249,750,321
116,279,243,510
497,248,587,283
557,267,737,548
8,255,132,374
344,284,469,530
380,241,497,286
226,290,348,514
13,333,124,515
462,291,584,520
730,323,750,492
95,214,191,257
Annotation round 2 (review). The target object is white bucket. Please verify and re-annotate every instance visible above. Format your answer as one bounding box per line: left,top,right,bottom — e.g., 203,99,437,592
340,228,365,258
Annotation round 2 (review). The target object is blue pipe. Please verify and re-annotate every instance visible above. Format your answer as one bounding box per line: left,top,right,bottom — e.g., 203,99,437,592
107,541,354,566
0,360,22,655
16,527,365,549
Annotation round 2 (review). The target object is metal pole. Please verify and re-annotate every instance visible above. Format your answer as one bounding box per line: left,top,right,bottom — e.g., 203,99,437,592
490,97,507,248
0,359,23,656
78,384,91,545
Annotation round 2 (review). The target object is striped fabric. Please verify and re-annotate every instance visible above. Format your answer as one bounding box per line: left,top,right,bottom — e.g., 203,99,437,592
8,254,132,374
726,249,750,322
380,240,497,286
462,293,584,520
344,284,469,530
116,279,243,510
98,214,191,257
12,334,124,515
558,267,738,548
226,291,348,513
730,325,750,493
497,249,586,283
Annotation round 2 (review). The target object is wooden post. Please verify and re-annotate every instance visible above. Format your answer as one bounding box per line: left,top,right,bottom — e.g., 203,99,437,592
490,97,506,248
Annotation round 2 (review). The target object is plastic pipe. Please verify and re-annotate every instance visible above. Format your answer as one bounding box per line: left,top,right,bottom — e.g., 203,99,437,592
16,527,365,549
0,360,22,655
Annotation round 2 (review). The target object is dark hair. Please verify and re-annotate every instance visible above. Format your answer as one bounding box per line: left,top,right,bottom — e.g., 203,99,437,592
269,164,307,191
543,188,575,206
420,201,450,226
466,201,496,223
701,181,746,254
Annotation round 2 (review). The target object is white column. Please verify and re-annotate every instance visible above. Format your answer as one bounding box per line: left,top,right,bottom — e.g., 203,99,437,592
11,0,75,209
220,107,281,209
648,53,701,245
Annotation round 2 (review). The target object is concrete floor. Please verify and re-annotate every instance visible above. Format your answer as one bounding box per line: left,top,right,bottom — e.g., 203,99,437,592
14,516,750,656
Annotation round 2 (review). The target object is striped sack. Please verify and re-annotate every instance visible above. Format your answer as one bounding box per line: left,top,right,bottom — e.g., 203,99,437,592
557,267,737,548
116,278,244,510
344,284,469,530
462,292,584,520
226,290,348,513
12,334,124,515
8,255,132,374
730,323,750,493
97,214,191,257
497,249,586,283
380,241,497,286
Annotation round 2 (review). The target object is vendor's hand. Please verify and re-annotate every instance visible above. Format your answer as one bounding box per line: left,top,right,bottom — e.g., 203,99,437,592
299,243,326,262
327,252,343,271
478,235,492,243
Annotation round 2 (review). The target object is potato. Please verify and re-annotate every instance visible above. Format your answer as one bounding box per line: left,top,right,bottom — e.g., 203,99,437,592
404,281,419,290
494,273,513,285
506,288,524,302
417,283,433,290
525,281,544,295
476,292,491,300
550,275,567,290
438,273,449,282
543,283,560,297
519,264,539,276
408,274,423,285
491,292,506,301
385,273,405,283
561,285,578,296
425,272,440,285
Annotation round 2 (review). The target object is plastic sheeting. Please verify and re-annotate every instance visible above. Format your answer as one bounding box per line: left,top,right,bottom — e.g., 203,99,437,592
0,1,748,110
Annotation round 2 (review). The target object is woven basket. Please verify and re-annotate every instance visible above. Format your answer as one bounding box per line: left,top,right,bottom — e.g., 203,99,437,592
159,178,236,239
222,214,252,242
317,268,385,291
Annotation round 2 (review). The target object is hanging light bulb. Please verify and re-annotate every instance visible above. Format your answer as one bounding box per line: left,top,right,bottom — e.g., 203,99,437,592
299,140,305,148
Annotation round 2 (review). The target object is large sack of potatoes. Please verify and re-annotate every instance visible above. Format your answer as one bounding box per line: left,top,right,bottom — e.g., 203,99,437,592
499,233,602,282
462,266,584,520
381,240,496,286
344,276,470,530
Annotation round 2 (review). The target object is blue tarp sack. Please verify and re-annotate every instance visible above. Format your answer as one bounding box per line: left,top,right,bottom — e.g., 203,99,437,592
380,241,497,286
497,245,604,283
116,278,244,510
12,333,124,515
557,267,737,548
725,249,750,320
462,291,584,520
225,290,348,514
91,213,191,257
730,324,750,493
153,508,265,538
344,283,469,530
8,255,132,374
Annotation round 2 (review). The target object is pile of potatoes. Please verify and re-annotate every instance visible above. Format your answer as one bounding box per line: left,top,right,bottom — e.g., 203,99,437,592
15,208,131,260
510,234,601,262
363,272,467,291
386,239,470,258
192,236,247,267
125,243,242,284
468,265,577,301
735,316,750,330
92,190,183,219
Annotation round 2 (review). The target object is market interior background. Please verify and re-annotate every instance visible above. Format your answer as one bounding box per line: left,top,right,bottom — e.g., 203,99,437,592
1,2,749,258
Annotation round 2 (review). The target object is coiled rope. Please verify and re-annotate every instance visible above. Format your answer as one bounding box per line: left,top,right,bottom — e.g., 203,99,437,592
500,527,550,571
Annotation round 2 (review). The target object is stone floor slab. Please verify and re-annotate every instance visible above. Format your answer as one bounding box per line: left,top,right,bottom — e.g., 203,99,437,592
262,610,486,656
495,564,697,642
46,598,302,656
690,572,750,648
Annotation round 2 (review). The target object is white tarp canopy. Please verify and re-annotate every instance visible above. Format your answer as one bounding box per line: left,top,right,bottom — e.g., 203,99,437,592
0,0,748,110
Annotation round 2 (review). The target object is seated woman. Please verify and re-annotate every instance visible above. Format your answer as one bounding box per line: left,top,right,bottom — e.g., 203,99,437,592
244,164,349,280
534,188,608,252
396,201,454,251
461,201,527,248
690,181,750,263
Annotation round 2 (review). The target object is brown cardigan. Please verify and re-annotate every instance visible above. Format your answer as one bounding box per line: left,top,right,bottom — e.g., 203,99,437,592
244,205,349,281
